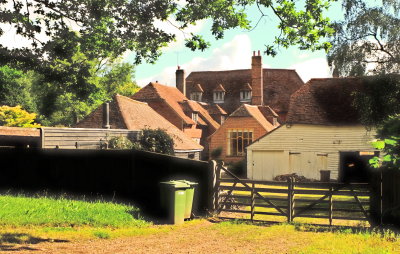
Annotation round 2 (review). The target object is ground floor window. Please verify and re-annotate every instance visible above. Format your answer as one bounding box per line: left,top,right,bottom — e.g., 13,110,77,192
227,129,253,156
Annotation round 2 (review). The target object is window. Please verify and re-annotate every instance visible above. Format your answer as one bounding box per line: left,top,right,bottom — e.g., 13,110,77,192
213,91,225,103
192,112,198,123
220,115,226,125
240,90,252,102
227,129,253,156
188,153,195,159
190,92,202,101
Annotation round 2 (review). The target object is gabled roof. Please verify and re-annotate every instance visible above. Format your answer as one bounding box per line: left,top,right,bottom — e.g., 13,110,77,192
203,103,228,115
186,69,304,114
182,100,220,132
213,84,226,92
230,104,276,132
193,84,204,92
132,82,195,125
240,83,252,91
76,95,203,151
286,77,363,125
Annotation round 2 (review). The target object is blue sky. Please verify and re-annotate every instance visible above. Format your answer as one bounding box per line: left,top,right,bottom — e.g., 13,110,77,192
129,1,345,87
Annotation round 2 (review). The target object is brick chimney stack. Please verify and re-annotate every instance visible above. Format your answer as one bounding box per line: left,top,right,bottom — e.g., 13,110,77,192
251,50,263,105
176,66,186,96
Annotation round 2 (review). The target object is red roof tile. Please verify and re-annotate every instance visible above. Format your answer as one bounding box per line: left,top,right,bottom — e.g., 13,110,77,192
193,84,204,92
230,104,277,132
186,69,304,115
77,95,203,151
213,84,226,92
0,126,40,137
182,100,220,132
287,77,363,125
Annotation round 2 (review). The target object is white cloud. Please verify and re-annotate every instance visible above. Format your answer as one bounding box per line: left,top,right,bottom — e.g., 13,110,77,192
289,58,331,83
138,34,267,86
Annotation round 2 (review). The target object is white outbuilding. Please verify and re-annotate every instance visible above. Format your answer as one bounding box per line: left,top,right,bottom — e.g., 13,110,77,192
246,77,378,182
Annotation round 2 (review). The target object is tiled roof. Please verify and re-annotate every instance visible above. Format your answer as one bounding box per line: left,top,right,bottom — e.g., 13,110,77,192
240,83,252,91
132,82,195,125
286,77,363,125
0,126,40,137
182,100,220,132
230,104,276,132
203,104,228,115
77,95,203,151
186,69,304,115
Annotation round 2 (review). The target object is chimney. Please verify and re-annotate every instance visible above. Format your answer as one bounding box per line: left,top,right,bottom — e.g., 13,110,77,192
176,66,186,96
102,102,111,129
251,50,263,105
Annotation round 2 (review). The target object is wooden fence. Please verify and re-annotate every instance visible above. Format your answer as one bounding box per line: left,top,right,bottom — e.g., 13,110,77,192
41,127,141,149
213,162,371,226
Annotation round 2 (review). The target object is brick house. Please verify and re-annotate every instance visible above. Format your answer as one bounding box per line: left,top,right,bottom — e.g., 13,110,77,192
76,94,203,159
182,51,304,122
208,104,279,163
132,82,219,159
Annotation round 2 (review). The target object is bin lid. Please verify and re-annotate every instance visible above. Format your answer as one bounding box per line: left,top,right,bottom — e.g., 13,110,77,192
178,180,198,186
160,180,190,189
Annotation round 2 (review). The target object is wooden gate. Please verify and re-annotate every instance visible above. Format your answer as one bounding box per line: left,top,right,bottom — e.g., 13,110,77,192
214,162,371,226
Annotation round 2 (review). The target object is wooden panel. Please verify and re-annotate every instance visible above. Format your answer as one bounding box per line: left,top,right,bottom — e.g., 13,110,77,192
252,150,285,180
41,127,140,149
247,124,377,180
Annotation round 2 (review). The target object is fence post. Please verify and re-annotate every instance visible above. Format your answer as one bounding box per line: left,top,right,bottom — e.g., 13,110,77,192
329,186,333,226
212,160,222,212
287,177,294,222
251,182,255,222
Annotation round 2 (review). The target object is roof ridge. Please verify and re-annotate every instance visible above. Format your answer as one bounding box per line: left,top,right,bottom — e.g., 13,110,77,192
115,94,148,105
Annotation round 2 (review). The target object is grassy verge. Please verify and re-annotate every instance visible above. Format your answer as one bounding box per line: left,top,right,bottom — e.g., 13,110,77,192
0,194,158,241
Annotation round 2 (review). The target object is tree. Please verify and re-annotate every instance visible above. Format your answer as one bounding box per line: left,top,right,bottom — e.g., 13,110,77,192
0,65,36,112
0,0,336,68
0,105,40,127
328,0,400,76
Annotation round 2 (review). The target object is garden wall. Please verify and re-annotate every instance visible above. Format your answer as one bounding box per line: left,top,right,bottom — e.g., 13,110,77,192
0,148,212,217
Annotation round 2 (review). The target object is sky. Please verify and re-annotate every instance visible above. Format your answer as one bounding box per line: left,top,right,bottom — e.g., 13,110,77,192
129,1,345,87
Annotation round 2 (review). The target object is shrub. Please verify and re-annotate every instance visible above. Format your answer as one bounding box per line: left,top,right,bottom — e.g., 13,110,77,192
0,105,40,127
139,128,174,155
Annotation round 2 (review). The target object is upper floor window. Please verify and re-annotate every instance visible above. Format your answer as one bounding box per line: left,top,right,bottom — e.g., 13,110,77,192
190,92,202,101
227,129,253,156
213,91,225,103
240,90,252,102
192,112,198,123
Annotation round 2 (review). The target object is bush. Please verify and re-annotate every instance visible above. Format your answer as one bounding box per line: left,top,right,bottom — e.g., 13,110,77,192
139,128,174,155
227,160,246,177
0,105,40,127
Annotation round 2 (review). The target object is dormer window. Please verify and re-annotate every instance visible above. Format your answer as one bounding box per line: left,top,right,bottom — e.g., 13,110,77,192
240,83,252,103
240,90,252,102
213,91,225,103
213,84,226,103
191,83,204,102
190,92,202,101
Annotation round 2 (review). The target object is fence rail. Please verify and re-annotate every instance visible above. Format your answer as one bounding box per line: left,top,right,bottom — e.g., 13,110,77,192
214,162,371,226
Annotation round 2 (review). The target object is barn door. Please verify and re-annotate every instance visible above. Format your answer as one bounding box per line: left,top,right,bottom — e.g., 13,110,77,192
252,150,284,180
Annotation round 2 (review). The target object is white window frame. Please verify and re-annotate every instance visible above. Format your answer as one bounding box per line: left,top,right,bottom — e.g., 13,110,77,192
226,129,253,156
190,92,202,101
240,90,252,102
213,91,225,103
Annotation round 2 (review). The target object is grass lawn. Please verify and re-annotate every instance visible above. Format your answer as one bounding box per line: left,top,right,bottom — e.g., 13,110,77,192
0,194,399,253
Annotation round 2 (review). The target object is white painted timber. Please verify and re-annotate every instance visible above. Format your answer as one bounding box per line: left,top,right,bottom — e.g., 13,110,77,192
246,124,377,180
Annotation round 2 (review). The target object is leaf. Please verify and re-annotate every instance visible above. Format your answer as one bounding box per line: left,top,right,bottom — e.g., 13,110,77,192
371,140,385,149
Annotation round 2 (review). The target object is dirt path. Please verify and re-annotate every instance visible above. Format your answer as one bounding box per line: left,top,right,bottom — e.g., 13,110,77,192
0,220,301,254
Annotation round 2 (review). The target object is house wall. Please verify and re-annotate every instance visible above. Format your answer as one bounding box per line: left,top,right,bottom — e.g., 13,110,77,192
246,124,377,181
209,116,268,163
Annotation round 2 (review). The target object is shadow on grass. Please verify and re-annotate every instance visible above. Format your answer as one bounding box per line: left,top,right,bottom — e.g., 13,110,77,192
0,233,69,252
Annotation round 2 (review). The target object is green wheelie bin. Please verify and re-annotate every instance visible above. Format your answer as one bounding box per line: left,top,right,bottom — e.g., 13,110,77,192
177,180,198,220
160,181,190,225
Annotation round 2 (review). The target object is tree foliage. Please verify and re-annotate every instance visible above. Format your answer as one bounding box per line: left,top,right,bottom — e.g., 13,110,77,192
328,0,400,76
0,105,40,127
0,0,336,67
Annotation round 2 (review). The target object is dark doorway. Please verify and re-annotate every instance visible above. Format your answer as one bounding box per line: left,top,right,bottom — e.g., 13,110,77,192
339,151,378,183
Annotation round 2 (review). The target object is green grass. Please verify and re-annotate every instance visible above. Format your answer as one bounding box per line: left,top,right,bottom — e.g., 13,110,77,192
0,194,149,228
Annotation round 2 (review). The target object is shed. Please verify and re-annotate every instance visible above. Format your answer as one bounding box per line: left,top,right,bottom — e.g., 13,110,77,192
246,77,378,182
